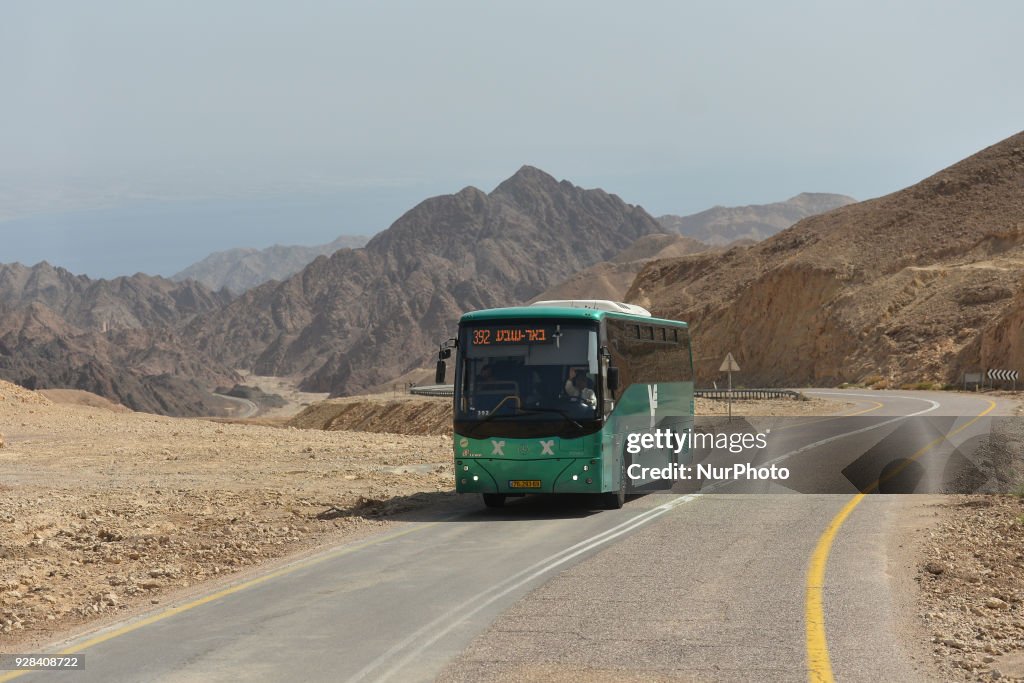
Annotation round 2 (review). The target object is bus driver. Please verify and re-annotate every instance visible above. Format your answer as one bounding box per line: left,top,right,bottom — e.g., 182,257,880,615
567,371,597,409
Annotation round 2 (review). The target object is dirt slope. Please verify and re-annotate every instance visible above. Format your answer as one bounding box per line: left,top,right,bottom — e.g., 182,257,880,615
531,234,711,303
289,396,453,435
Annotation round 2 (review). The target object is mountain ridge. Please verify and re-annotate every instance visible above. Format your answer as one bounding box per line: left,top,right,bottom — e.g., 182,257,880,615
0,262,239,414
657,192,856,245
172,234,369,293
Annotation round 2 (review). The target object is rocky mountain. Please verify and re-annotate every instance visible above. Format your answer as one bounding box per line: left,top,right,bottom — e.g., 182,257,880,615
0,263,239,414
658,192,856,245
172,234,369,293
0,261,231,330
189,166,665,395
627,131,1024,387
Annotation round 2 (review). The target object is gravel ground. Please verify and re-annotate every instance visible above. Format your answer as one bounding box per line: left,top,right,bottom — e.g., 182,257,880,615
909,399,1024,681
0,380,453,649
916,495,1024,681
694,395,850,417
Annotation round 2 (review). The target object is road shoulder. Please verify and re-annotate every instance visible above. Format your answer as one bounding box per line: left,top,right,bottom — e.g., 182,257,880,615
884,494,949,681
909,494,1024,681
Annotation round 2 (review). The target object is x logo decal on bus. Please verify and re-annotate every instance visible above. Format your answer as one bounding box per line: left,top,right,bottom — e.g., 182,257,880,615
491,440,505,456
539,440,554,455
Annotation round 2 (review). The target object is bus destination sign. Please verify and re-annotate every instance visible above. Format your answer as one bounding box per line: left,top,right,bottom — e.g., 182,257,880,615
472,326,553,346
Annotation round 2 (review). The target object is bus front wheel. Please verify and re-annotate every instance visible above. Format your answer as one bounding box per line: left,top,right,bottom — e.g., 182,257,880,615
482,493,506,508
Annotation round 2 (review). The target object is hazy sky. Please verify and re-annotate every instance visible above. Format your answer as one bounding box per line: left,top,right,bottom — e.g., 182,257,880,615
2,1,1022,277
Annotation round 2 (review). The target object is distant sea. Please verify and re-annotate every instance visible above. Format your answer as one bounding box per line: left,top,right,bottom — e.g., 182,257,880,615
0,188,432,279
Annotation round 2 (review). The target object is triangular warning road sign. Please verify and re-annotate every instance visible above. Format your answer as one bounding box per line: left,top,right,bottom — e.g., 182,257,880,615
719,352,740,373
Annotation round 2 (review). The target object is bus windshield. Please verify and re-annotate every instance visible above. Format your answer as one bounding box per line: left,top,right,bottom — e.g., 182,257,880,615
455,321,601,436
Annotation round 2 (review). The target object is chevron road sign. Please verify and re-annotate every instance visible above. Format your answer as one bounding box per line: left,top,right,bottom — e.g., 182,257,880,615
988,369,1019,382
988,368,1019,391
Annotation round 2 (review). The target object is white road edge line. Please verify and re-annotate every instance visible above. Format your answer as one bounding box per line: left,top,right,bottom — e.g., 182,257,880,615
701,392,941,493
350,495,699,683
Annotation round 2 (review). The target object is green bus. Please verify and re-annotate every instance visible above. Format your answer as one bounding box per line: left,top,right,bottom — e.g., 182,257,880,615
435,299,694,509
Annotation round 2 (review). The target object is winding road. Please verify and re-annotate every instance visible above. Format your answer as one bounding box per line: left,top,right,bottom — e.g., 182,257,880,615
215,393,259,419
4,390,1016,683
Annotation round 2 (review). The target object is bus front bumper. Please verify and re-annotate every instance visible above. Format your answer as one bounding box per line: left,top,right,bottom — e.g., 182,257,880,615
455,457,604,494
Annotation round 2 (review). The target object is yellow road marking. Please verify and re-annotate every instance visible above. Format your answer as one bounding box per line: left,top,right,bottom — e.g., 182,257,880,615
0,522,437,683
805,493,863,682
773,399,884,433
842,400,885,418
805,398,996,682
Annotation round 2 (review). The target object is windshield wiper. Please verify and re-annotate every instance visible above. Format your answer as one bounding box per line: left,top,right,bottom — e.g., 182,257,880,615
463,405,586,436
462,395,526,436
463,409,517,436
518,406,585,430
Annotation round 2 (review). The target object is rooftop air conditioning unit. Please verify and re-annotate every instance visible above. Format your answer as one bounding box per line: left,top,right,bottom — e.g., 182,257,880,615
530,299,652,317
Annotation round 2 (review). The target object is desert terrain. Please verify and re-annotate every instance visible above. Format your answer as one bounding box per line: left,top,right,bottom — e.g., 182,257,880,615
0,379,452,647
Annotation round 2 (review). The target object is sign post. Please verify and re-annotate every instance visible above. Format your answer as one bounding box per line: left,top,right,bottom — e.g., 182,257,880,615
719,352,741,421
965,372,980,392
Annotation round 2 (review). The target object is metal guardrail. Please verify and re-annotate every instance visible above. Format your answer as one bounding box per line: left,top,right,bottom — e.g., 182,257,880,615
695,389,801,400
409,384,454,397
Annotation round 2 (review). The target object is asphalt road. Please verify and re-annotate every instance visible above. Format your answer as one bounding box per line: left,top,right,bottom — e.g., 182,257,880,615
5,390,1016,683
215,394,259,419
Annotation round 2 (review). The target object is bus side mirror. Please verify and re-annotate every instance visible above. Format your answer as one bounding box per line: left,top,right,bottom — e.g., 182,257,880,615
607,366,620,392
435,360,446,384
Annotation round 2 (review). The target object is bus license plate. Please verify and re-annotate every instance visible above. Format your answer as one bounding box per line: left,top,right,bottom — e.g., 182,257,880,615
509,480,541,489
